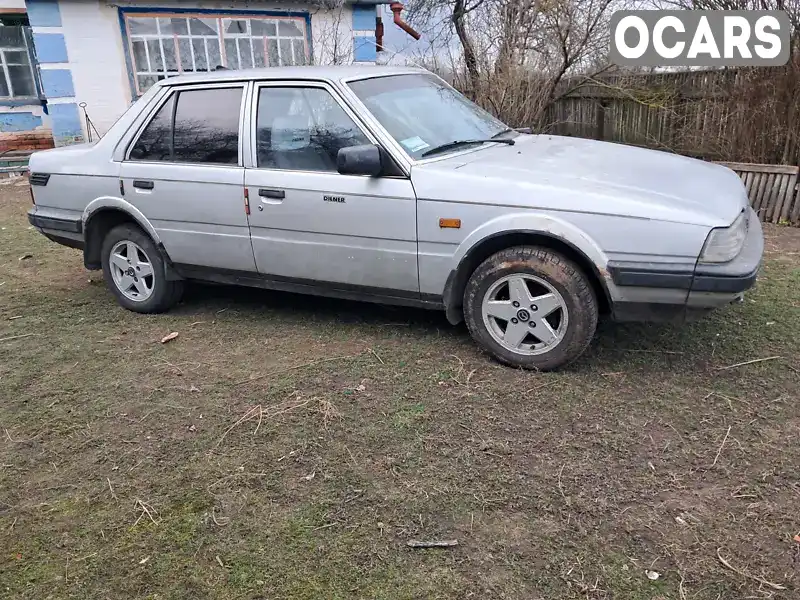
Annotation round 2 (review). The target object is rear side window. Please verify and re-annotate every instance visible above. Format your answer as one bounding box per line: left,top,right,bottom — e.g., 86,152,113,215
129,86,242,164
173,88,241,163
129,95,173,161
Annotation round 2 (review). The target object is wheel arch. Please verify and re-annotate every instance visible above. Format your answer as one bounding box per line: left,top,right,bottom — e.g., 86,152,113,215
82,198,172,273
443,230,613,325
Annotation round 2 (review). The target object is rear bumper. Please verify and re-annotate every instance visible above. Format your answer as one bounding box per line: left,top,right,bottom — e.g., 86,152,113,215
28,210,83,234
28,209,84,250
610,208,763,323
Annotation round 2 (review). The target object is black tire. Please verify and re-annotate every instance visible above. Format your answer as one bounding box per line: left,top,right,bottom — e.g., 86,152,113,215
463,246,598,371
100,224,183,313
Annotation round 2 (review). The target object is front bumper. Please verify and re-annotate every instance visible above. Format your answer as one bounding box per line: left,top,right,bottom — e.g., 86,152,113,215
691,208,763,295
610,208,764,322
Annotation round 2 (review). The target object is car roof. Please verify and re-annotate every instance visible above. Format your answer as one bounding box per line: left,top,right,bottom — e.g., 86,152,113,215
159,65,428,87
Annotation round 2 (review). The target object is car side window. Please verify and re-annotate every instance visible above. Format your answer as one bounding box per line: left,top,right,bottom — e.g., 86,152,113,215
173,88,241,164
256,86,369,172
129,86,242,165
129,95,174,161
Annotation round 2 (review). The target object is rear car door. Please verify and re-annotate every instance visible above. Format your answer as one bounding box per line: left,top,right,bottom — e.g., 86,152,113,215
244,82,419,296
120,83,256,272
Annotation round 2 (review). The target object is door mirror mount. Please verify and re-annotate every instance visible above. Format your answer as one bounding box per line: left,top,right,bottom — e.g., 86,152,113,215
337,144,383,177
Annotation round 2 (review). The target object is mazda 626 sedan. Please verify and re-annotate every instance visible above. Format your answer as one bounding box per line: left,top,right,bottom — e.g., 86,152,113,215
27,66,763,370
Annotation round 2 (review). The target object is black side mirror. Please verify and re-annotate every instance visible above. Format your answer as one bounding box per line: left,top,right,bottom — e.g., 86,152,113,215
337,144,383,177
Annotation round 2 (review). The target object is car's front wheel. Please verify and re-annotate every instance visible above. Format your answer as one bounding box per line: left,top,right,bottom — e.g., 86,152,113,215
101,224,183,313
463,246,598,370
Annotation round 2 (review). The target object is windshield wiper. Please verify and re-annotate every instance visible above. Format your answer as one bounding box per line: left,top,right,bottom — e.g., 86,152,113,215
491,128,516,138
421,137,515,158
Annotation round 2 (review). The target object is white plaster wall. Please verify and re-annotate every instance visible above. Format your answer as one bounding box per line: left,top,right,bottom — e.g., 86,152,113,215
58,0,356,134
0,0,26,10
310,4,354,65
59,0,132,135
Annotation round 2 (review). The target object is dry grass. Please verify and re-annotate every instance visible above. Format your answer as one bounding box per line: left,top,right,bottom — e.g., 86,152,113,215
2,184,799,599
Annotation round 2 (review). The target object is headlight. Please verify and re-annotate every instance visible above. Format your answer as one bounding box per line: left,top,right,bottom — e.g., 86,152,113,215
700,212,748,263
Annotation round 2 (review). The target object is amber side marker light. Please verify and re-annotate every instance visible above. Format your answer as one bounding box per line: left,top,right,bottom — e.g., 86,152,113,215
439,218,461,229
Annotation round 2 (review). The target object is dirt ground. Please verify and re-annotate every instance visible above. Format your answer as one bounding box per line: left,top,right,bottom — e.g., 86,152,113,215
1,183,799,599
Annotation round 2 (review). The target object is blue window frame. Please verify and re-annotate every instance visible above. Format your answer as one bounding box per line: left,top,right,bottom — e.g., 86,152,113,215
118,8,312,96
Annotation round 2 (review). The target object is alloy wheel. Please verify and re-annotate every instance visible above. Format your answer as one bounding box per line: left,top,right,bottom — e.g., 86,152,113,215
109,240,155,302
481,274,569,355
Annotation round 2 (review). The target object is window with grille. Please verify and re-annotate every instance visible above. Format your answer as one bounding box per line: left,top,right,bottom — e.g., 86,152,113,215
0,26,38,99
123,14,310,95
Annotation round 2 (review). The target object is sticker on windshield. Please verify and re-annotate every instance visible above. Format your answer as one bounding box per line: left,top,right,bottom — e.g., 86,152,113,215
400,136,429,153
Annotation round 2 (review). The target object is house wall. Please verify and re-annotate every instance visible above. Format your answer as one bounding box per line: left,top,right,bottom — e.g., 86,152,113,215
0,104,53,152
57,0,134,137
24,0,83,146
352,4,376,62
313,2,356,65
0,1,51,151
0,0,26,11
24,0,377,141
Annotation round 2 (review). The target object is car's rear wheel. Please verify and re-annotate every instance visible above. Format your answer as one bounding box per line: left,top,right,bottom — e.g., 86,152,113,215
101,224,183,313
463,246,598,370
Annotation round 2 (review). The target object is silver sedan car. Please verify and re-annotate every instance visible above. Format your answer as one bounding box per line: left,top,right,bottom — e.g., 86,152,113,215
27,66,763,370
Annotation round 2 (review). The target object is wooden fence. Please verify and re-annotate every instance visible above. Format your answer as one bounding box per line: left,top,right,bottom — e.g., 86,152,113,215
544,69,799,165
719,163,800,225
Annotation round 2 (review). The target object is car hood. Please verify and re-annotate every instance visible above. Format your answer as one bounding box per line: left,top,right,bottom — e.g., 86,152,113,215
411,135,748,227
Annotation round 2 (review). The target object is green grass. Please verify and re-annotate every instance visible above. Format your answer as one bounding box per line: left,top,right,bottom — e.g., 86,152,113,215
2,184,800,598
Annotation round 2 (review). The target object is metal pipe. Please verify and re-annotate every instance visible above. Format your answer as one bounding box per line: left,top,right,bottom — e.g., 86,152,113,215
389,2,420,40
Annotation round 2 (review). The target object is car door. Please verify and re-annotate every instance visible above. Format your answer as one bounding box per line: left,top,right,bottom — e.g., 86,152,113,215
120,83,256,273
244,81,419,296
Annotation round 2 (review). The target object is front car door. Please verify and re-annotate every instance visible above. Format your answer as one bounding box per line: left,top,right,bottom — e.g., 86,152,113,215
243,81,419,297
120,83,256,273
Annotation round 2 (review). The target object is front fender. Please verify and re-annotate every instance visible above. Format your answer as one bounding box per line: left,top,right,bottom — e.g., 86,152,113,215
453,212,609,270
83,196,161,244
440,212,616,325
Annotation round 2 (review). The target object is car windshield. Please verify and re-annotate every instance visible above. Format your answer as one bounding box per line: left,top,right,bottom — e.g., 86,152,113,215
347,73,511,160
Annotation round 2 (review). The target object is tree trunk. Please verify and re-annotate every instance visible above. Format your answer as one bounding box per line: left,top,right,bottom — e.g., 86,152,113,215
452,0,478,98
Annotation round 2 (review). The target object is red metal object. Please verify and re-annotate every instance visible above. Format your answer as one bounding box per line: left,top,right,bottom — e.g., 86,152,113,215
389,2,420,40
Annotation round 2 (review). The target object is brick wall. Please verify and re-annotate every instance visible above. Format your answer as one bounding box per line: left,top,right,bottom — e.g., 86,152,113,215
0,129,55,153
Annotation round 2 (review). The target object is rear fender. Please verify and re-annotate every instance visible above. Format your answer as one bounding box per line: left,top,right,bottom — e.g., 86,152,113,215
82,196,161,244
81,197,179,279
